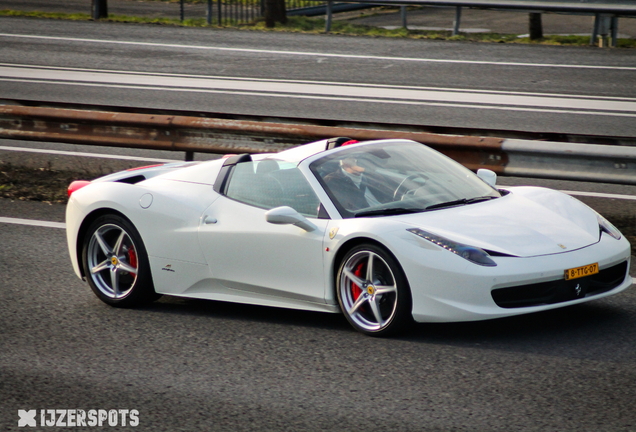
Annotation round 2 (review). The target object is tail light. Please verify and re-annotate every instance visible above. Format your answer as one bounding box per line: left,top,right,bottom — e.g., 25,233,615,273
68,180,91,197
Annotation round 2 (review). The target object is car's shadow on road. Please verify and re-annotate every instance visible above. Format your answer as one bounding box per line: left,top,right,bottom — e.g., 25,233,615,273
401,298,636,360
138,295,352,332
131,292,636,360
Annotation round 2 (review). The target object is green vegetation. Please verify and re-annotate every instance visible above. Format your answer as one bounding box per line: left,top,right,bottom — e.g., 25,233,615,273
2,8,635,47
0,163,80,203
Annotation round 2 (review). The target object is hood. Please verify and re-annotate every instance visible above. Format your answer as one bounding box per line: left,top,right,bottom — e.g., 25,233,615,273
397,187,600,258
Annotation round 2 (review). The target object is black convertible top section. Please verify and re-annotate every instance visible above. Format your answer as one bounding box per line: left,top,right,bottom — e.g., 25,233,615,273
222,153,252,166
326,137,354,150
214,153,252,193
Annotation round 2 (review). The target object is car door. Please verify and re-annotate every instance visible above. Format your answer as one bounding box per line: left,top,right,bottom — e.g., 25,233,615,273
198,159,329,305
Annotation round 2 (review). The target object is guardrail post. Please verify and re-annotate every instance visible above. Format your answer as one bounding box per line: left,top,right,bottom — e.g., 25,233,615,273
610,16,618,47
91,0,108,20
452,6,462,36
529,12,543,40
207,0,212,24
180,0,185,22
591,13,600,45
325,1,333,33
401,6,407,29
593,14,612,47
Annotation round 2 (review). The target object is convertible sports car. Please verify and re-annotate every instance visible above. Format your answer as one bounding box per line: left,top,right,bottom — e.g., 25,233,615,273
66,138,633,336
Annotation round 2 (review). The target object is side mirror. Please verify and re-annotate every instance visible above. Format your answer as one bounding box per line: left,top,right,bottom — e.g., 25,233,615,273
265,206,317,232
477,169,497,188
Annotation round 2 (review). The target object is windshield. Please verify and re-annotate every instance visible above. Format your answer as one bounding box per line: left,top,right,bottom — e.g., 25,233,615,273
309,141,500,218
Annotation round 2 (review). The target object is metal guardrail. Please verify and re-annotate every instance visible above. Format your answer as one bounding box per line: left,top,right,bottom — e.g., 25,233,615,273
0,103,635,184
319,0,636,45
89,0,636,46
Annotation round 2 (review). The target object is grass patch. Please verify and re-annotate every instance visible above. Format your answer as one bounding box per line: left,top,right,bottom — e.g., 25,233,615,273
0,10,92,20
0,163,85,204
0,9,210,26
2,8,634,47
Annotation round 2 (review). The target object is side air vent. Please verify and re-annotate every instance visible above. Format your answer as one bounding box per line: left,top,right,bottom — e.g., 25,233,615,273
117,175,146,185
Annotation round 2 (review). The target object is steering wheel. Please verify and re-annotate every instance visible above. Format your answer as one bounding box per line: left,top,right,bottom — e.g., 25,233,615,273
393,173,428,201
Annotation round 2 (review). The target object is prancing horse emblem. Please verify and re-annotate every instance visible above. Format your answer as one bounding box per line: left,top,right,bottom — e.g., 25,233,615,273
575,284,582,296
329,227,339,240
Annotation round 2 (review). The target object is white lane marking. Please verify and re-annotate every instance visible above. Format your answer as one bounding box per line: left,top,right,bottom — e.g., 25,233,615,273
4,63,636,102
6,77,636,118
0,217,66,229
1,33,635,71
2,66,636,117
560,190,636,201
0,146,179,163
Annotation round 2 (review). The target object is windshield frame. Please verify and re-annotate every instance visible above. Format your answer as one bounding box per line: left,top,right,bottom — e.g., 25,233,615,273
308,140,501,219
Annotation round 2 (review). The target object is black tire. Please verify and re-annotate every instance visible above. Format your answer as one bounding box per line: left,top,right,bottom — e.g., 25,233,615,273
81,214,160,307
336,243,413,336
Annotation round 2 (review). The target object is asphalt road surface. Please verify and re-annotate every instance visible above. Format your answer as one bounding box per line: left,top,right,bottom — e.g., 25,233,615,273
1,17,635,138
1,174,636,431
1,11,636,431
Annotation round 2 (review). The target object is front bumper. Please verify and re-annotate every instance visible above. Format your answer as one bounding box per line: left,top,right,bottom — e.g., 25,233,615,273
394,232,632,323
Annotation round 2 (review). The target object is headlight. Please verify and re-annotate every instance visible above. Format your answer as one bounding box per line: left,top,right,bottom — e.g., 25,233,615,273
598,215,621,240
407,228,497,267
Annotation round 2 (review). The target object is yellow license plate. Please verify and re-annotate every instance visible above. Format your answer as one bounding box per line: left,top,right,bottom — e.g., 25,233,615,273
564,263,599,281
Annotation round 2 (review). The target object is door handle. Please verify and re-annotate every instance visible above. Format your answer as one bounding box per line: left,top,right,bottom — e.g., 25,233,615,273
204,215,217,224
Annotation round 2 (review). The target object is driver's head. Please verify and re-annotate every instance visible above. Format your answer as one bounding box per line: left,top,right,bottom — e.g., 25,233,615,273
340,157,365,176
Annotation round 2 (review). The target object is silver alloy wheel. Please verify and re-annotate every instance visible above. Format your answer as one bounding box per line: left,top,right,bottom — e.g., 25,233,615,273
339,250,399,332
86,223,139,299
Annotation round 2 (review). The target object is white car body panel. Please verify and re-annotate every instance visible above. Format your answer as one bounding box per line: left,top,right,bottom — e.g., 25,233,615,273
396,187,600,257
66,139,633,325
197,196,329,305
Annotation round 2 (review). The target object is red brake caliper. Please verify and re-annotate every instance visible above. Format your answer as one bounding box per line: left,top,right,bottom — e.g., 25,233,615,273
128,246,138,275
351,263,365,301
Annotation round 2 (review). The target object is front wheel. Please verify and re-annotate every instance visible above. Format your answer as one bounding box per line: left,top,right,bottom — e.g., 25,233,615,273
81,214,160,307
337,244,413,336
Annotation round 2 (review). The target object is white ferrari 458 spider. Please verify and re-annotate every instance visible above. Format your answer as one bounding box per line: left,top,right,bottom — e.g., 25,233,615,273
66,138,632,336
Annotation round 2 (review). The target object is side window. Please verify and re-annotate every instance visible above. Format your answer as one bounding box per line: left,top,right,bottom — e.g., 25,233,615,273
225,160,321,218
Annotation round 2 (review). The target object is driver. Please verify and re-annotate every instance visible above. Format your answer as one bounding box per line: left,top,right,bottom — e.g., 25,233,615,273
323,156,389,212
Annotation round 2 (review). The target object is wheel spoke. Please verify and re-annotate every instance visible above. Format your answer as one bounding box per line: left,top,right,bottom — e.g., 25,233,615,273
119,261,137,274
344,267,365,287
366,252,375,282
368,297,384,327
94,231,112,256
113,230,126,256
91,259,111,274
110,267,120,298
375,284,397,295
349,294,368,315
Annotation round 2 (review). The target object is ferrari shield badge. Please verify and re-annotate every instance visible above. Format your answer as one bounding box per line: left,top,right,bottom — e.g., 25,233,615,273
329,227,339,240
575,284,582,296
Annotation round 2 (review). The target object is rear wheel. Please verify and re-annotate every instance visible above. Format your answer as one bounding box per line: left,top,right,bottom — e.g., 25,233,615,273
337,244,412,336
82,214,159,307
